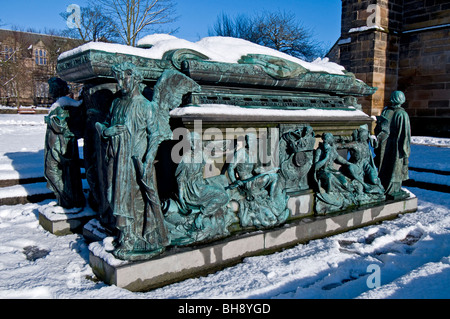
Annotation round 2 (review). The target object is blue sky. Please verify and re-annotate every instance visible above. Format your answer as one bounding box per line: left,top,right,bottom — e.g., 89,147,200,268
0,0,341,48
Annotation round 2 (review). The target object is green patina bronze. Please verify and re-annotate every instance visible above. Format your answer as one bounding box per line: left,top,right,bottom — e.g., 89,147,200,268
52,39,412,261
344,125,385,198
94,63,201,261
57,47,376,112
313,129,386,215
226,133,290,229
313,132,356,214
44,78,85,209
375,91,411,200
279,125,316,193
166,131,236,244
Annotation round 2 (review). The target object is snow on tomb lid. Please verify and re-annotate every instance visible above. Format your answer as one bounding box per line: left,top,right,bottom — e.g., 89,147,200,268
136,33,179,48
56,34,376,98
58,34,346,76
169,104,371,120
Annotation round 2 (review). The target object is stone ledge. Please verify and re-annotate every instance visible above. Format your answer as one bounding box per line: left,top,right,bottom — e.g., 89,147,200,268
39,213,94,236
38,203,97,236
89,193,417,292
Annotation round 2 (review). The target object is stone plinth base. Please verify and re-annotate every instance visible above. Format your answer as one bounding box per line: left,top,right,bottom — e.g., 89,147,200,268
38,202,97,236
287,190,314,219
82,218,113,243
89,193,417,292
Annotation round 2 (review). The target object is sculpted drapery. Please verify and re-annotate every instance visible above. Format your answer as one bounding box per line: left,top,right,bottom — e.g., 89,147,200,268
375,91,411,199
96,63,169,260
95,63,201,260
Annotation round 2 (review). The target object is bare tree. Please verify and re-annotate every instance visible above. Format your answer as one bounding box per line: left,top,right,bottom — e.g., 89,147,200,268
0,46,19,105
61,6,119,43
209,12,259,43
209,11,324,61
0,47,18,65
1,27,82,106
94,0,177,46
0,30,32,106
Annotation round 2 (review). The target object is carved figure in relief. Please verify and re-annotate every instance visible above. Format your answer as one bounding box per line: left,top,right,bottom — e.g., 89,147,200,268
342,125,384,196
313,132,355,214
170,131,235,243
279,125,315,192
227,133,290,228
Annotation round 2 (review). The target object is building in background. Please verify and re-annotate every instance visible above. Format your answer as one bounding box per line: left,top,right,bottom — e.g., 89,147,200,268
328,0,450,136
0,29,82,107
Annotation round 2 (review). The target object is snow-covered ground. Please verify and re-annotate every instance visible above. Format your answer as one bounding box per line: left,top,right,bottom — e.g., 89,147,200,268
0,114,449,299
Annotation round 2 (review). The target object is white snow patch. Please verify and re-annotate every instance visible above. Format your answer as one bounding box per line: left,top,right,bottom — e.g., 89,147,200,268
338,37,352,45
89,237,127,267
170,104,365,118
349,25,385,33
412,136,450,148
38,201,97,222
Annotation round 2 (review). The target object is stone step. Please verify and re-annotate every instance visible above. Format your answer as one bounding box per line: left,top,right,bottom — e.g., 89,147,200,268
0,161,45,188
0,166,85,189
403,179,450,193
0,166,53,205
0,176,46,188
0,182,55,205
0,179,89,206
409,166,450,176
0,155,86,205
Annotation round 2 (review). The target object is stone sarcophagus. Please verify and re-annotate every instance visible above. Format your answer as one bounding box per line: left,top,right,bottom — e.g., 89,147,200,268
50,35,416,291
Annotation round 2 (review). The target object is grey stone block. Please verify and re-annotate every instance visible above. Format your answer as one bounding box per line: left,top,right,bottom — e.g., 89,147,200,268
89,195,417,292
38,204,97,236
